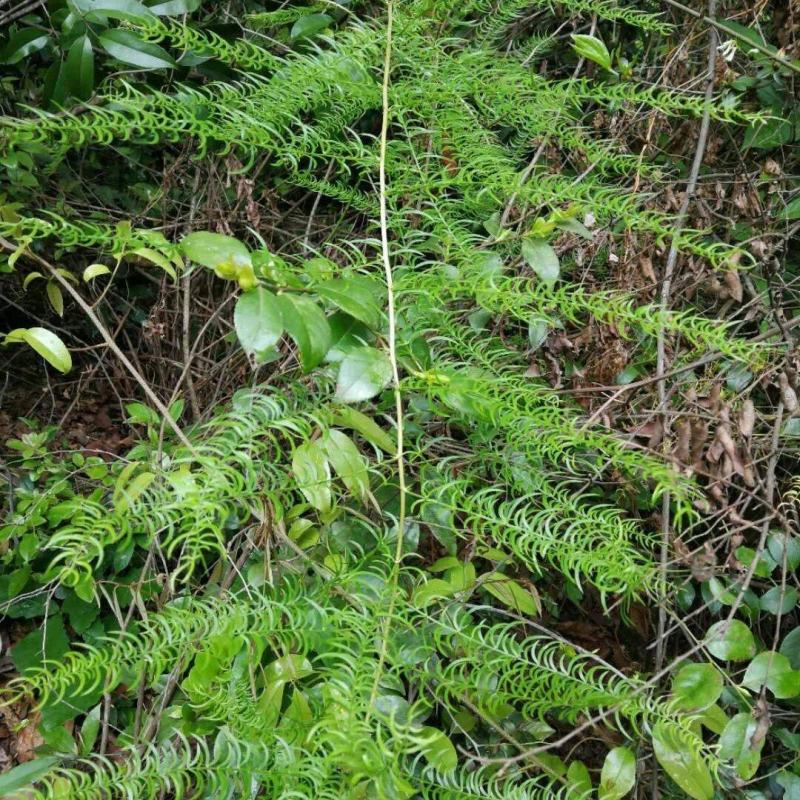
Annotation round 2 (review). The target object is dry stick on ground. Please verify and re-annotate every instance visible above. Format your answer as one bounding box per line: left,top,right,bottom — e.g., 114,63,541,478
0,237,199,455
654,1,718,676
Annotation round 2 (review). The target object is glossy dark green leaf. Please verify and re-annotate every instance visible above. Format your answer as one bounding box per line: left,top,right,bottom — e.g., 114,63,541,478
65,34,94,101
742,651,800,699
719,713,764,779
148,0,201,13
0,29,51,65
671,663,723,711
71,0,155,23
316,276,384,330
780,627,800,669
280,294,331,372
99,29,176,69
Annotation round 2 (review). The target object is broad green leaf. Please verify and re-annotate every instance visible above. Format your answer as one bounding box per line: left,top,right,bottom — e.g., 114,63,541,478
528,315,549,350
413,578,459,608
234,287,284,354
742,651,800,699
72,0,156,23
0,757,60,796
324,311,372,363
780,196,800,220
566,760,592,798
65,34,94,101
767,532,800,571
316,276,384,330
80,704,102,756
321,429,369,501
760,585,798,615
113,471,155,513
651,722,713,800
335,346,392,403
3,327,72,373
11,615,69,674
522,238,560,284
482,574,540,616
743,117,793,151
418,726,457,772
571,34,613,72
671,663,724,711
83,264,111,281
99,29,176,69
148,0,201,13
719,712,765,779
292,441,331,513
705,619,756,661
0,29,51,65
280,294,331,372
291,13,333,40
599,746,636,800
780,627,800,669
130,247,177,279
181,232,250,273
265,653,313,683
331,406,396,454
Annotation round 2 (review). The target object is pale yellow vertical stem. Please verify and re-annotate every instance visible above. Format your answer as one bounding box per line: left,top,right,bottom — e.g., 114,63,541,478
369,0,405,711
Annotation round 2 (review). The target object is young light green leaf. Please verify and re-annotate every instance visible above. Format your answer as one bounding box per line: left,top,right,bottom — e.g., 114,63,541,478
280,294,331,372
180,231,250,270
671,663,724,711
705,619,756,661
742,651,800,699
291,13,333,40
571,34,614,72
566,760,593,798
131,247,177,279
292,441,332,513
321,430,369,502
418,727,458,772
99,29,176,70
46,281,64,317
22,271,45,290
83,264,111,282
719,713,765,779
482,574,540,616
331,406,396,454
335,346,392,403
599,746,636,800
3,327,72,373
234,287,284,354
651,722,713,800
413,578,459,608
522,238,560,284
316,276,384,330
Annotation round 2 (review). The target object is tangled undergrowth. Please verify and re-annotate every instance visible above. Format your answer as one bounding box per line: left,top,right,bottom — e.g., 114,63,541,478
1,1,799,798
